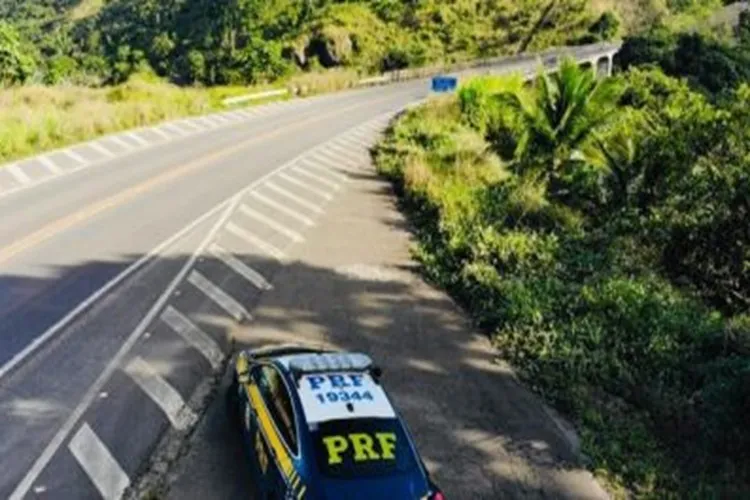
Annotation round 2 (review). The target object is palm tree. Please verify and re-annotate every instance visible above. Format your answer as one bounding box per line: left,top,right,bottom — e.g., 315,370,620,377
497,58,623,178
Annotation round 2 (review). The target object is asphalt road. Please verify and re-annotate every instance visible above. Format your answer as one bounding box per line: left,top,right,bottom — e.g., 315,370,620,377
0,43,619,500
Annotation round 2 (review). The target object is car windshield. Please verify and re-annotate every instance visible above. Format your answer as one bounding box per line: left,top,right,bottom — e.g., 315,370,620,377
311,417,419,479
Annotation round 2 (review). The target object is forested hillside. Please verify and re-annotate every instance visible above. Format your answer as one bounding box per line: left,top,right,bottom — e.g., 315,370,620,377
0,0,725,88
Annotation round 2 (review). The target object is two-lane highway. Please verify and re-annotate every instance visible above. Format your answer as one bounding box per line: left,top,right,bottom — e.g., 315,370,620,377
0,79,425,499
0,42,621,500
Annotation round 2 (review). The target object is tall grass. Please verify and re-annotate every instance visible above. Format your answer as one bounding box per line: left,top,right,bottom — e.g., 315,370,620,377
0,70,301,165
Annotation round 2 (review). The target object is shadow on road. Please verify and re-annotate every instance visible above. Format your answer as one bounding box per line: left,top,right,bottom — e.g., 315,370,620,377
0,167,601,500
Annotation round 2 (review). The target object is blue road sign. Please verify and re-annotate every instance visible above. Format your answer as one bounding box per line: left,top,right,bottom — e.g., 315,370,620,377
431,76,458,93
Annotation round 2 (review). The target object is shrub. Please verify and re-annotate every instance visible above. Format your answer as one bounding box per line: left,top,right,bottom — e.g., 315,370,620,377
375,66,750,495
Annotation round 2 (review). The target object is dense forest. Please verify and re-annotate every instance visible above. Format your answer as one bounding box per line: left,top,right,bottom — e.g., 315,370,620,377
0,0,731,88
375,8,750,497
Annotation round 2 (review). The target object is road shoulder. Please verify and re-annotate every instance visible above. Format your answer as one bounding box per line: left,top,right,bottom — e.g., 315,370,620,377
162,135,608,499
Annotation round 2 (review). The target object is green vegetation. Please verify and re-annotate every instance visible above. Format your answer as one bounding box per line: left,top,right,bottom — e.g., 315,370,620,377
0,0,627,164
374,24,750,498
0,0,618,87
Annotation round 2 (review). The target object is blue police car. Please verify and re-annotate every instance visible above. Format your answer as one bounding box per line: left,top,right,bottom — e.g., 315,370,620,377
227,345,445,500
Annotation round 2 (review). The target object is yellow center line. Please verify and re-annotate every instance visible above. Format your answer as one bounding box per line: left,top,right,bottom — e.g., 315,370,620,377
0,95,394,265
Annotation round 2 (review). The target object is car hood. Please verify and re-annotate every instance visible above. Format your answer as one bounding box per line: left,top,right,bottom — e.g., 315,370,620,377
315,473,429,499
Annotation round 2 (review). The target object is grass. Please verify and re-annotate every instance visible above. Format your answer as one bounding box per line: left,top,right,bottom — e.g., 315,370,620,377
0,67,368,166
0,75,215,164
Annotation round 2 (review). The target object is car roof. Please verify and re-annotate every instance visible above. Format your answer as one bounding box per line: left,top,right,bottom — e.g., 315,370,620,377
259,351,398,425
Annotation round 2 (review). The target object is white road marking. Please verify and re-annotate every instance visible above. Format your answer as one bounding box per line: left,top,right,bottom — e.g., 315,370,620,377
7,209,240,490
63,149,89,165
6,163,31,185
151,127,172,141
225,221,286,261
107,135,135,150
263,181,324,215
6,134,355,497
88,141,116,158
212,115,232,124
309,150,361,176
249,190,317,225
209,243,273,290
161,306,224,370
180,120,204,131
126,131,150,146
174,122,197,134
325,142,367,164
68,423,130,500
336,134,372,149
291,165,341,191
161,123,190,136
125,356,197,430
300,157,351,183
196,117,219,129
239,204,305,242
204,116,226,126
187,270,251,322
0,195,234,385
38,156,63,175
277,172,332,201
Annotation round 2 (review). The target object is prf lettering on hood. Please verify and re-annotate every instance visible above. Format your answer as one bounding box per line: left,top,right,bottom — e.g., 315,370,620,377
322,433,397,465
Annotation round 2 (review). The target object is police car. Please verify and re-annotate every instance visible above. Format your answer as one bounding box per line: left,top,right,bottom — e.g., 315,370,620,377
228,345,445,499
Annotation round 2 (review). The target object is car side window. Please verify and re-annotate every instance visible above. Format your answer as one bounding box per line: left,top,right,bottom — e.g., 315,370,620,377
255,364,298,452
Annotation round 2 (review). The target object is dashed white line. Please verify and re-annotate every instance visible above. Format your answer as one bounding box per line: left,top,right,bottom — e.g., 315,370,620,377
68,423,130,500
225,221,286,261
161,306,224,370
196,117,219,129
6,163,31,185
187,270,251,322
277,172,332,201
38,156,63,175
126,131,150,146
336,134,372,149
325,142,367,164
263,181,324,215
63,148,89,165
161,123,190,136
291,165,341,191
88,141,116,158
6,196,241,500
107,135,134,150
224,111,245,121
209,243,273,290
309,152,361,177
239,204,305,242
125,356,197,431
300,157,351,183
212,115,232,124
204,116,226,127
180,120,204,131
249,190,317,226
151,127,172,141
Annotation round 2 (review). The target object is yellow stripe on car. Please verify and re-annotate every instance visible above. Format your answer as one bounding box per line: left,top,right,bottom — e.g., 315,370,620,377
246,383,296,483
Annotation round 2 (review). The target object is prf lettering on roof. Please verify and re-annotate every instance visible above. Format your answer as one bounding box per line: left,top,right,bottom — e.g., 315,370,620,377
306,373,365,390
299,372,394,422
322,433,397,465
